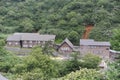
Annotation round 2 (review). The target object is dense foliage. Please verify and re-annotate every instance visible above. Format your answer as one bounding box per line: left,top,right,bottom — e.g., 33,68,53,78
105,62,120,80
0,0,120,44
58,68,102,80
0,46,59,80
59,53,101,76
0,0,120,77
59,63,120,80
0,47,19,73
111,29,120,51
0,45,102,80
11,47,59,80
0,39,5,46
81,53,101,68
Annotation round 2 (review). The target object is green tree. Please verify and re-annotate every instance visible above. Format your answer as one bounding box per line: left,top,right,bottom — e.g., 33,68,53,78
22,68,48,80
16,18,34,32
59,53,81,76
0,47,20,72
111,29,120,51
42,41,55,55
0,0,119,42
81,53,101,69
67,31,79,45
24,47,59,78
59,68,102,80
105,62,120,80
0,39,5,46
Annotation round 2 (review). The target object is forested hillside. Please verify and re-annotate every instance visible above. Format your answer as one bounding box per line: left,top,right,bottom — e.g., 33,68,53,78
0,0,120,44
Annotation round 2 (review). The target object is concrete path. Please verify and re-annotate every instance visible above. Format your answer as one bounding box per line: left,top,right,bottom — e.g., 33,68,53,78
0,74,8,80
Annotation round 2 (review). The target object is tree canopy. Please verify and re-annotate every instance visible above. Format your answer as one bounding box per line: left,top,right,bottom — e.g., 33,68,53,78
0,0,120,44
111,29,120,51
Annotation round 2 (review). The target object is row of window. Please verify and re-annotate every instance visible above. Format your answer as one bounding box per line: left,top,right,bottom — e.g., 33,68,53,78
23,44,45,48
86,50,108,54
23,41,54,43
8,42,18,45
61,47,70,51
23,45,33,48
89,46,106,49
24,41,45,44
81,46,109,49
8,41,51,44
93,51,103,54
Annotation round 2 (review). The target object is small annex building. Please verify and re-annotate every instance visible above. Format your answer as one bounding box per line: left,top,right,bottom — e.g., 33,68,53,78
58,38,74,54
57,38,80,55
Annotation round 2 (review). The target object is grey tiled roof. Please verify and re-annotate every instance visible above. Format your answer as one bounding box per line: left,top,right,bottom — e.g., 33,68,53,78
21,35,56,41
80,39,94,43
38,35,55,41
6,35,21,41
62,38,74,48
80,39,110,46
13,33,39,35
7,33,56,41
0,74,8,80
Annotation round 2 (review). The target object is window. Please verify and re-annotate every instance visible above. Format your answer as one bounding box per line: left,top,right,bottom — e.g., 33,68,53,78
8,42,11,45
24,41,27,43
38,41,40,43
29,41,32,43
90,46,93,48
96,51,99,54
15,42,18,45
106,48,109,50
35,41,38,43
61,47,70,51
90,46,97,49
23,45,28,48
43,41,45,44
29,45,33,48
94,46,97,48
94,51,103,54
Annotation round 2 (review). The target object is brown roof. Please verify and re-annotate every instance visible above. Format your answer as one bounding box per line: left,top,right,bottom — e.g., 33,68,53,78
7,33,56,41
80,39,110,46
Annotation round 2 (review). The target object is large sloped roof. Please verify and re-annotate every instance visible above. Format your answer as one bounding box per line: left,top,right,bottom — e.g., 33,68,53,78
7,33,56,41
21,35,56,41
6,35,21,41
80,39,110,46
13,33,39,35
0,74,8,80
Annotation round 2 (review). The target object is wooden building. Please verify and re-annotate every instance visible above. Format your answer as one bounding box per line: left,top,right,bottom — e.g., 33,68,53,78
80,39,111,59
58,38,74,54
6,33,56,48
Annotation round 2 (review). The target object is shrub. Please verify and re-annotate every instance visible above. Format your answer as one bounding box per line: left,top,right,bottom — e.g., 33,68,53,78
59,68,102,80
81,53,101,69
